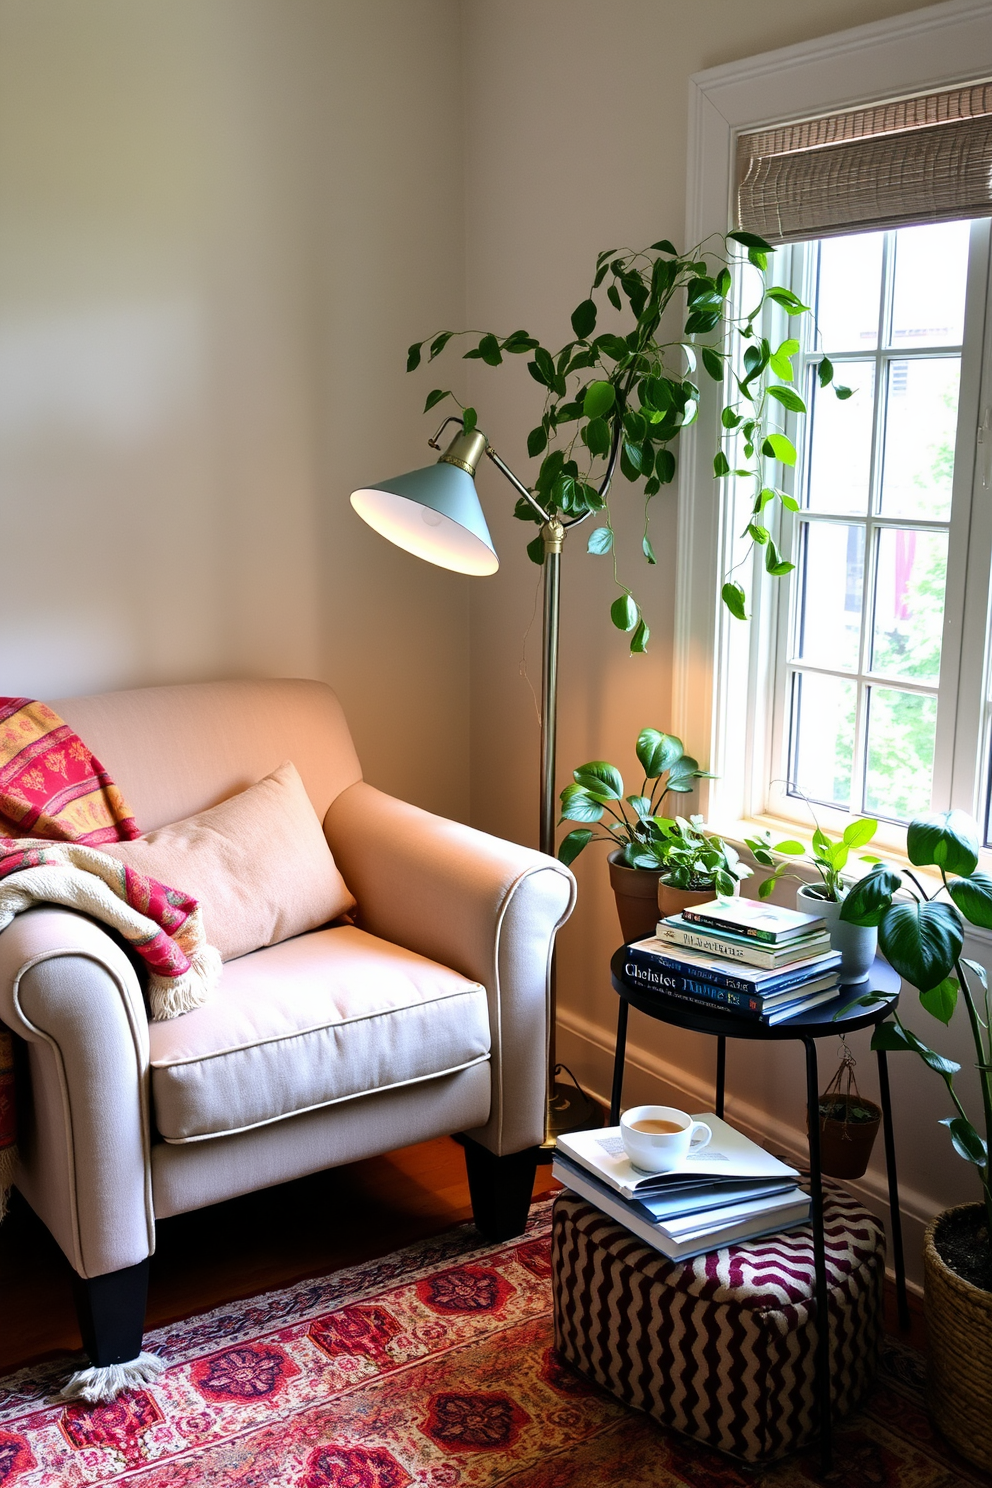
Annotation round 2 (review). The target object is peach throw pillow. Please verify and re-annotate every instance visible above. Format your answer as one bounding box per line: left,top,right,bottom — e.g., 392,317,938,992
103,761,355,961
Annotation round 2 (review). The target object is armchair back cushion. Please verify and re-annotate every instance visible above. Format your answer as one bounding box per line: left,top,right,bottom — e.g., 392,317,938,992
102,761,355,962
52,679,361,833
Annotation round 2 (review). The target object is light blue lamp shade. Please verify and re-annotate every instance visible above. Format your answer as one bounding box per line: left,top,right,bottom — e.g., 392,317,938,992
350,462,499,576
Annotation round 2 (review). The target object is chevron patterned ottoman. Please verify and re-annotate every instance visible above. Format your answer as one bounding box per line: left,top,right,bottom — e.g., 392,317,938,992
552,1188,885,1463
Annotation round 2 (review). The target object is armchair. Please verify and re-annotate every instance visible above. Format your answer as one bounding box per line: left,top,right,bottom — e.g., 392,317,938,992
0,679,574,1382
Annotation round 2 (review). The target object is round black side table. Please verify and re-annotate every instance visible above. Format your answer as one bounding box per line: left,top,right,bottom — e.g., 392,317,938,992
609,948,905,1473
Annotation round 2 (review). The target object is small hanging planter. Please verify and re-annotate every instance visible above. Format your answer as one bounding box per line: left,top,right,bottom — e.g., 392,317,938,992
814,1044,881,1180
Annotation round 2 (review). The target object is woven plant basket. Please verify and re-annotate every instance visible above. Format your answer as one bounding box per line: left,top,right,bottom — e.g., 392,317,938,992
924,1203,992,1472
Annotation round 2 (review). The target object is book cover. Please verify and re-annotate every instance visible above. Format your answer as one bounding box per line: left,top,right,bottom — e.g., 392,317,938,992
763,986,840,1024
680,899,827,943
622,962,838,1023
557,1116,799,1200
653,918,832,969
553,1151,797,1222
552,1156,810,1260
629,935,841,989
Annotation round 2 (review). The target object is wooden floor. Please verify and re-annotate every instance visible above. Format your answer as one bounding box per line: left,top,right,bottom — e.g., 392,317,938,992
0,1136,925,1373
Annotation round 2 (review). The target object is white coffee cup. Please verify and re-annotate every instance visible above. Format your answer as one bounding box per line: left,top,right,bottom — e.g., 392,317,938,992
620,1104,712,1173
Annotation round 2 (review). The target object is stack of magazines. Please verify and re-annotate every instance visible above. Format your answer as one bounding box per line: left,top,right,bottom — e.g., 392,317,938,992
625,898,842,1025
553,1116,810,1259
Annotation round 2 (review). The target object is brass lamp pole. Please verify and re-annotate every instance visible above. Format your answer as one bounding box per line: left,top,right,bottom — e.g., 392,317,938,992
351,413,621,1145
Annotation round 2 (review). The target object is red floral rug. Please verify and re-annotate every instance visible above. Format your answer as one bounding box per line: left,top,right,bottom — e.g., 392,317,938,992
0,1198,983,1486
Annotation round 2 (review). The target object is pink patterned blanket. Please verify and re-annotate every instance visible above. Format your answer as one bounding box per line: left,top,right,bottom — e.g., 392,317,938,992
0,698,220,1219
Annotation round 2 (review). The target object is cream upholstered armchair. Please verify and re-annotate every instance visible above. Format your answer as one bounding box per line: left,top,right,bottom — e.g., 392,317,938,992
0,679,575,1375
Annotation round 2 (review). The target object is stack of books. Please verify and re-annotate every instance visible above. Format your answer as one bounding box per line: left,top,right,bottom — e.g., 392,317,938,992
553,1116,809,1259
625,897,842,1025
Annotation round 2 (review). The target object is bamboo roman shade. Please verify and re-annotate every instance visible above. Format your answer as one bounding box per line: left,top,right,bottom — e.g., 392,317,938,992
736,82,992,242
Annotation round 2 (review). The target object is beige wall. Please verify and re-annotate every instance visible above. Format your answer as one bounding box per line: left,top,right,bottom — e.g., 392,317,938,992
0,0,470,817
461,0,960,1283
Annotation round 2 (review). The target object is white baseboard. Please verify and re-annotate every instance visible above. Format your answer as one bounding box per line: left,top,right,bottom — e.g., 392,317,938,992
556,1005,929,1296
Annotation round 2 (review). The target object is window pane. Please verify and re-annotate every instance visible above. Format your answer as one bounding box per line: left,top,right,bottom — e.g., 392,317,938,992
879,356,959,520
796,522,864,671
815,233,883,351
890,221,970,349
871,528,947,684
864,686,936,819
789,671,856,809
806,362,875,514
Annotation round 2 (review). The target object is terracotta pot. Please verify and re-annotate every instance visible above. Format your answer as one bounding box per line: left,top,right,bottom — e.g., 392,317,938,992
924,1203,992,1472
608,851,664,945
815,1092,881,1179
657,880,734,922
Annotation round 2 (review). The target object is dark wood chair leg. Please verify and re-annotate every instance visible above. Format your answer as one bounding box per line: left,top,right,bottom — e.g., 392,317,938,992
462,1137,539,1242
71,1258,150,1367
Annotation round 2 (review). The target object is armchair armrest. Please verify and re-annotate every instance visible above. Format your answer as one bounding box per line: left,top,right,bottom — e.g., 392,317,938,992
323,781,576,1155
0,907,154,1277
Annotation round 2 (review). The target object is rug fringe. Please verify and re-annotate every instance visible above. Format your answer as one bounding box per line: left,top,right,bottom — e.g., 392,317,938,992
54,1351,167,1404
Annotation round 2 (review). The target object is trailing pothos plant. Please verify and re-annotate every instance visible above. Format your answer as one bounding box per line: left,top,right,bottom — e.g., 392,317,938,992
745,814,879,901
406,232,850,652
840,810,992,1240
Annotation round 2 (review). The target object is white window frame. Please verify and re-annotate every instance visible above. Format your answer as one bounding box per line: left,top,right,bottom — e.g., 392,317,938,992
676,0,992,852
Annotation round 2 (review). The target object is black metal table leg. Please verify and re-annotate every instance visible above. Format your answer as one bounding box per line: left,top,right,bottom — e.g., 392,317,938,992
715,1035,726,1119
610,997,629,1126
876,1048,910,1329
804,1036,832,1473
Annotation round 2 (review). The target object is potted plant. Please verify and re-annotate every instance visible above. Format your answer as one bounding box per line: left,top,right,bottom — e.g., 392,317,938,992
653,815,750,921
745,815,880,983
839,810,992,1470
813,1047,882,1180
557,729,751,942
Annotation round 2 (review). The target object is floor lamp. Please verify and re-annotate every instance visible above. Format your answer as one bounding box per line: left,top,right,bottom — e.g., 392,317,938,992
351,414,620,1147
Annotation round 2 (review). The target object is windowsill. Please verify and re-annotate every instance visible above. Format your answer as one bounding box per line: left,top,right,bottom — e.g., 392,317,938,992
712,812,992,950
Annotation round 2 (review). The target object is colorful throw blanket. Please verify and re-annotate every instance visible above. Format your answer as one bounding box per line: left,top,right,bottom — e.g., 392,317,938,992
0,699,220,1219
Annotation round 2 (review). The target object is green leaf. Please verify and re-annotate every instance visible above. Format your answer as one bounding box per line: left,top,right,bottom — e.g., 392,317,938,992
462,407,477,434
559,783,606,823
478,333,502,366
611,594,638,632
626,794,653,819
818,356,834,388
754,487,776,512
920,976,959,1025
584,417,611,457
558,828,594,866
584,381,616,420
870,1020,914,1053
948,871,992,929
587,525,613,555
963,956,988,989
526,534,544,565
835,385,854,400
727,230,773,251
764,539,794,577
907,811,980,875
842,817,877,849
840,868,903,926
878,900,963,992
940,1116,989,1165
607,284,622,312
571,299,598,339
636,729,683,778
747,523,769,544
774,840,806,856
767,385,807,414
428,331,453,359
573,761,624,800
702,347,724,381
423,388,451,413
623,441,643,474
650,238,678,255
713,451,731,478
762,432,798,466
722,581,747,620
527,425,547,458
630,617,650,653
406,341,423,372
721,407,742,429
765,286,810,314
642,535,656,564
748,246,768,271
655,449,676,484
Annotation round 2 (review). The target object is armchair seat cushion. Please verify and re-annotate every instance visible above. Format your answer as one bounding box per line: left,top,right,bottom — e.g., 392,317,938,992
147,926,491,1143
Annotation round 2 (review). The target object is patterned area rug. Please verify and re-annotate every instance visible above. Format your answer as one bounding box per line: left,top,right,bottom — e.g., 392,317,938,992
0,1197,984,1486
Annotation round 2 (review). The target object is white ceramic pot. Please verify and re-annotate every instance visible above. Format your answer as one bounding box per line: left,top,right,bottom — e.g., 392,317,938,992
796,883,877,985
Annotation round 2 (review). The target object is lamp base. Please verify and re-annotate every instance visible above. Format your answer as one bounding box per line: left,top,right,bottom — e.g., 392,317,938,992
538,1067,604,1159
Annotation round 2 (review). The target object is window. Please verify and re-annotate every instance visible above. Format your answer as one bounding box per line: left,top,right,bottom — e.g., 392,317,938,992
758,218,991,844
